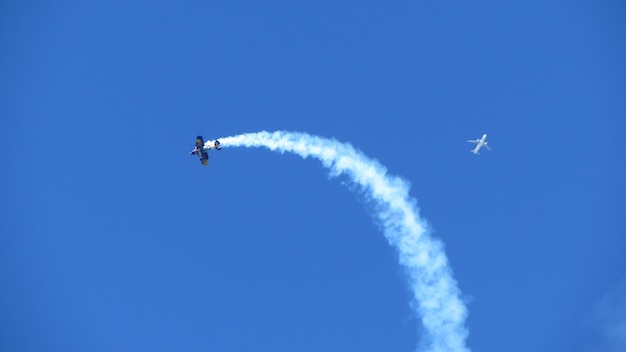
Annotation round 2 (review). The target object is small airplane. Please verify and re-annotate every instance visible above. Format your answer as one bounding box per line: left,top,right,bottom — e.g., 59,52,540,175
467,134,491,154
190,135,221,166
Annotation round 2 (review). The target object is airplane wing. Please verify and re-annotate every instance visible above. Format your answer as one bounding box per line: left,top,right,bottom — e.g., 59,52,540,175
196,136,204,149
467,139,479,144
192,136,210,166
484,144,491,151
199,150,209,166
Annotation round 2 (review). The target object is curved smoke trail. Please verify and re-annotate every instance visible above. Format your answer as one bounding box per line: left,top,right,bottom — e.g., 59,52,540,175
213,131,470,352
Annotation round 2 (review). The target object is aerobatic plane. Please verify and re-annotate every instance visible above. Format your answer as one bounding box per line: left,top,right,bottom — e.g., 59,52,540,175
190,135,221,166
467,134,491,154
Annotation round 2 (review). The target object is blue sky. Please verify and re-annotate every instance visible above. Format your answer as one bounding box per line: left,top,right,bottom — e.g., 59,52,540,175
2,1,625,351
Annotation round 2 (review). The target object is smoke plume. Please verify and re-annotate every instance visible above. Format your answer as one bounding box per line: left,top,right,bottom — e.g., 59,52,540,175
214,131,470,352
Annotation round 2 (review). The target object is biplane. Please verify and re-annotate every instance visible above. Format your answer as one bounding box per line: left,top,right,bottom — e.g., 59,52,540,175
190,135,221,166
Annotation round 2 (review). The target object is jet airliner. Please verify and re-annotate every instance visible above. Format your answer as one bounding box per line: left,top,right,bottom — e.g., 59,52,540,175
467,134,491,154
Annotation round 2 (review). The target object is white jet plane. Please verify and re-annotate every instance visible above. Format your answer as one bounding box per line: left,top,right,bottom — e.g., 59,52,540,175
467,134,491,154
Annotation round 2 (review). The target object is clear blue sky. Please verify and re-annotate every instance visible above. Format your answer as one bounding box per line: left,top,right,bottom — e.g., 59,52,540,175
2,1,625,351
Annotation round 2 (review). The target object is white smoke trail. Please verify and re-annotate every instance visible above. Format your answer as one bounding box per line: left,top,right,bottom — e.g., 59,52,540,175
213,131,470,352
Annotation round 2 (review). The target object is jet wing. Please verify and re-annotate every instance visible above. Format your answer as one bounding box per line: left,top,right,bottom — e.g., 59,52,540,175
467,139,479,144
